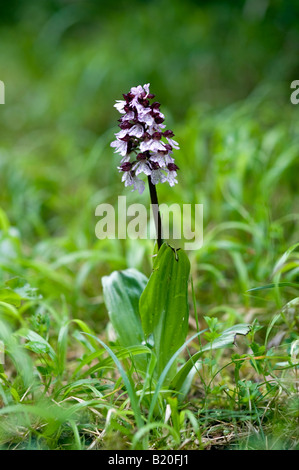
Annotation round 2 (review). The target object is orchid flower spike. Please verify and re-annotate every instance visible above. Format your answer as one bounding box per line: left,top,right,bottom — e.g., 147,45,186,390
111,84,179,194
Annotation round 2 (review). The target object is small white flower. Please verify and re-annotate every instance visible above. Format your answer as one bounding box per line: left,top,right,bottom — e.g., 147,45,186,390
149,140,166,152
114,100,126,113
123,110,135,120
149,152,167,167
122,172,145,194
166,137,180,150
115,129,129,139
130,85,144,97
138,109,155,127
133,177,145,194
164,153,175,165
140,139,165,153
110,139,127,156
121,171,133,186
150,151,175,168
120,155,131,163
132,160,152,176
128,124,144,138
166,171,178,187
139,140,150,152
148,123,165,134
150,169,167,185
130,84,149,107
143,83,150,96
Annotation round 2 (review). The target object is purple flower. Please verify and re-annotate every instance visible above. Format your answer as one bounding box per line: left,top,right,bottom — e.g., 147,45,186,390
117,161,145,194
111,83,180,193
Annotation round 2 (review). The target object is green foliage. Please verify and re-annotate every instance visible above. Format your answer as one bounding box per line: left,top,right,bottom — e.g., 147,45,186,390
102,268,147,348
170,323,251,395
0,0,298,451
139,244,190,379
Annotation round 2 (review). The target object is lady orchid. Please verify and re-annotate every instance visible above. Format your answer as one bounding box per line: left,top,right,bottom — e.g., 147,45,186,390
110,84,179,195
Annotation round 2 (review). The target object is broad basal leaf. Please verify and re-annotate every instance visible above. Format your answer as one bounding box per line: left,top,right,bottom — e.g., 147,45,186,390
139,243,190,379
101,268,148,369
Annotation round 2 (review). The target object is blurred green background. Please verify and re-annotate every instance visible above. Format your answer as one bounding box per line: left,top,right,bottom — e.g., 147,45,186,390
0,0,299,330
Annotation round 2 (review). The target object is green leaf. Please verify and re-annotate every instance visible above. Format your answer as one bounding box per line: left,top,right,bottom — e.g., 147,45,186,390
247,282,299,292
84,334,144,429
102,268,148,372
0,288,22,307
139,243,190,379
170,323,251,393
15,328,57,361
57,321,69,376
102,268,147,348
5,277,42,301
74,344,152,378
